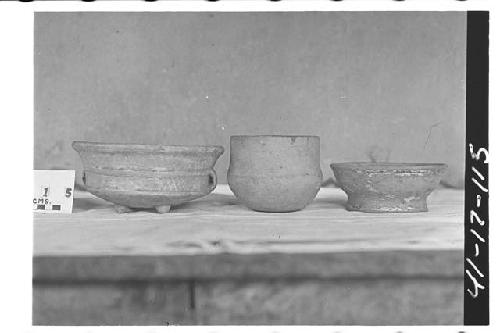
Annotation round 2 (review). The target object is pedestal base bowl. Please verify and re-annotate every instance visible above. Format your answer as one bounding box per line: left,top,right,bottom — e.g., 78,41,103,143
73,141,224,213
330,162,447,213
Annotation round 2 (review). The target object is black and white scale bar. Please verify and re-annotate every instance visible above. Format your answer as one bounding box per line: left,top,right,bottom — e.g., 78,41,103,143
35,204,61,211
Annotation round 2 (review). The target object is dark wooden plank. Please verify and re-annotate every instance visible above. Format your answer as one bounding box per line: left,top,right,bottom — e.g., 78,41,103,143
33,278,463,325
33,281,192,326
33,250,463,282
194,278,463,325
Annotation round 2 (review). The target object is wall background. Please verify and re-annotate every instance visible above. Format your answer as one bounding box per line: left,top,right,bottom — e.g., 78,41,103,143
34,12,466,187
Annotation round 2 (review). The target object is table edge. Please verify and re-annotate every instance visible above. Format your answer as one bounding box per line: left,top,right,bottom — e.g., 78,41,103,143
33,249,464,281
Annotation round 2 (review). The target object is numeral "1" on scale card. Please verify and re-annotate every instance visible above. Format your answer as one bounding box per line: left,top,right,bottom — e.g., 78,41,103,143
33,170,75,214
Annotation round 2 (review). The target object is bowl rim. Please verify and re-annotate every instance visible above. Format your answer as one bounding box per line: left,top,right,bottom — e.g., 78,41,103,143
72,141,224,154
330,162,448,171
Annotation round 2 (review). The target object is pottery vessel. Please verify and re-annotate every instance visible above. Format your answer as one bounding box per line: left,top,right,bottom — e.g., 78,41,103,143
330,162,447,213
72,141,224,213
227,135,322,212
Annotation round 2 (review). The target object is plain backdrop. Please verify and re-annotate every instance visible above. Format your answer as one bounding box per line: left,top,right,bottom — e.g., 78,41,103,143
34,12,466,187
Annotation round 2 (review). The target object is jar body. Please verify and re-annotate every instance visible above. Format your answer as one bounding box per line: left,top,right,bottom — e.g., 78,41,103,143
227,135,322,212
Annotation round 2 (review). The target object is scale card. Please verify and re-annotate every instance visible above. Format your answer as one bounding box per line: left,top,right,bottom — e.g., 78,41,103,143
33,170,75,214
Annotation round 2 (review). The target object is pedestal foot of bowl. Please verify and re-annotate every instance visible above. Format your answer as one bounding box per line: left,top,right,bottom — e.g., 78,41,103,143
346,193,428,213
155,205,171,214
113,204,134,214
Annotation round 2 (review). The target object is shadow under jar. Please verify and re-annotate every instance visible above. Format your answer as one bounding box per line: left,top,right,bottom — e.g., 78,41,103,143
72,141,224,213
330,162,448,213
227,135,322,212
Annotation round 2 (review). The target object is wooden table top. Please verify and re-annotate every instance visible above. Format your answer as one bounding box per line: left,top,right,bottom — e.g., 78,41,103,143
33,185,464,281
